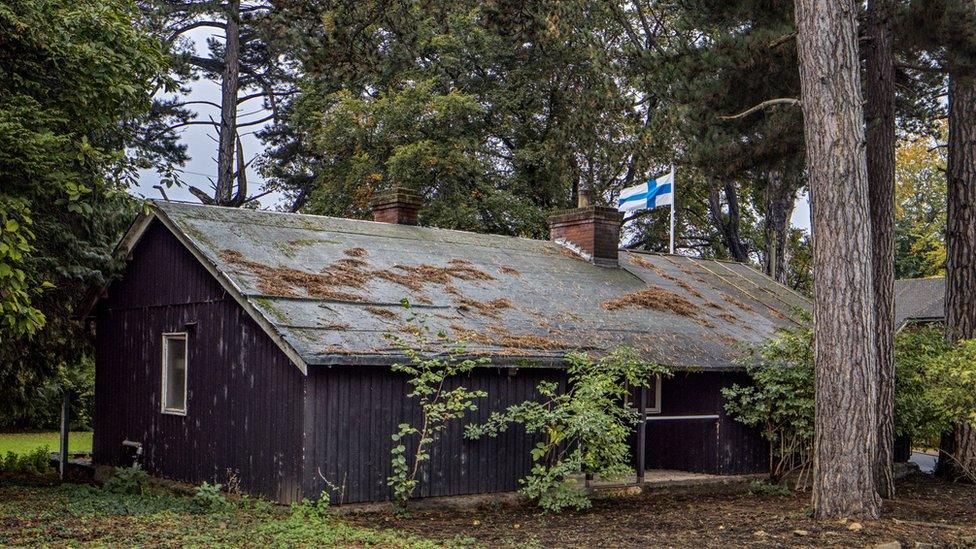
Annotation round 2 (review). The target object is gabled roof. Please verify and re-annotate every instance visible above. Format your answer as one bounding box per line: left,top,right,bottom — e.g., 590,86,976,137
101,201,809,373
895,277,945,329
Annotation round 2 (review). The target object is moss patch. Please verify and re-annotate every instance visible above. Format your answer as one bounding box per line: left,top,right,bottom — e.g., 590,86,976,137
603,286,699,318
454,297,513,319
364,306,399,320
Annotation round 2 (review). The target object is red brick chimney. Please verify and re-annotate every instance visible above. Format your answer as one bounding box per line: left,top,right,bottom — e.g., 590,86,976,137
547,190,623,267
370,188,421,225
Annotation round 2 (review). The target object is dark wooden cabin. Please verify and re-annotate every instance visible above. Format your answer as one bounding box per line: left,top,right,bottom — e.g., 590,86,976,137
86,193,809,504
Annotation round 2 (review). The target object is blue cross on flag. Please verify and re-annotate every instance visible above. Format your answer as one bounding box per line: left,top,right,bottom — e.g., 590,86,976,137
617,172,674,214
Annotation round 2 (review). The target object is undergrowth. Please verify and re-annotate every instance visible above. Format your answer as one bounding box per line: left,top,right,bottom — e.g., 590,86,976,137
0,470,448,548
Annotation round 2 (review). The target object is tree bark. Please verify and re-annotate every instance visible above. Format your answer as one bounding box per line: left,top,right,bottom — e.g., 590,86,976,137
762,171,797,284
708,181,750,262
941,62,976,481
865,0,897,500
794,0,881,519
215,0,241,205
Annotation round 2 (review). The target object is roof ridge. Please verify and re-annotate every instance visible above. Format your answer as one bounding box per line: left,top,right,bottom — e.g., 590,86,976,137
153,199,555,249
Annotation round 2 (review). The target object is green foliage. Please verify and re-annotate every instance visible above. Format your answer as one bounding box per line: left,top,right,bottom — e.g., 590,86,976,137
0,357,96,431
385,301,488,512
723,321,814,486
0,0,164,429
1,475,440,546
0,198,45,337
785,228,813,297
895,325,976,443
103,464,151,495
725,321,976,487
465,347,670,512
894,125,948,279
255,496,441,549
0,446,51,475
192,482,228,511
747,480,792,498
268,0,656,238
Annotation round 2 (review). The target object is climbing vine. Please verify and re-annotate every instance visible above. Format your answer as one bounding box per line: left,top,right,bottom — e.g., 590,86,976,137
465,347,669,512
385,301,488,513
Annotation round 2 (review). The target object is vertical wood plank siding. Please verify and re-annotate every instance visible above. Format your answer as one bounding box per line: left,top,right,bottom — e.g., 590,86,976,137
643,372,768,474
302,367,562,504
94,221,304,503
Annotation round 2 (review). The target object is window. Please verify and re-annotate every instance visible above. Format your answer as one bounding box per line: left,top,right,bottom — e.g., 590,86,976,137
626,375,662,416
645,375,662,415
161,333,188,415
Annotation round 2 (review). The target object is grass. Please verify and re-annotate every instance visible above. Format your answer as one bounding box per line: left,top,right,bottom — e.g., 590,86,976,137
0,473,451,548
2,468,973,548
0,432,92,456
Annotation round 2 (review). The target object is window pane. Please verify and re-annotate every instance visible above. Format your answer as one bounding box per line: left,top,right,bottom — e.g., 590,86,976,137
165,336,186,412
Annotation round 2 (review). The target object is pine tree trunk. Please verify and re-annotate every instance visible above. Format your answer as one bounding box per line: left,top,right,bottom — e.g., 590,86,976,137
762,172,796,285
941,65,976,482
794,0,881,519
708,182,750,262
865,0,897,499
216,0,241,205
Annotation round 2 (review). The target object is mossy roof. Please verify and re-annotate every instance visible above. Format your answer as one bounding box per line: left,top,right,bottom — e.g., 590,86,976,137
144,201,809,370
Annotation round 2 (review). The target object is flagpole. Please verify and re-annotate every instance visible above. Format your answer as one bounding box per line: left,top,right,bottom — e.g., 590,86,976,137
668,165,676,254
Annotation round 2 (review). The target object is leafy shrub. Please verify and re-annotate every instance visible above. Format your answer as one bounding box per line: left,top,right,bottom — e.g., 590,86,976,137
466,347,670,512
724,321,976,489
103,463,150,495
192,481,228,511
384,301,488,513
0,446,52,475
722,324,814,487
0,357,95,431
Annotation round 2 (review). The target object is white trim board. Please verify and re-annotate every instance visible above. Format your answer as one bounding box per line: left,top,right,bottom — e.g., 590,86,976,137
645,415,720,421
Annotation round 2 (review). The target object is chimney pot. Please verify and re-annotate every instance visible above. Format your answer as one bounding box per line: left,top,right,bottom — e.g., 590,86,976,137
370,188,421,225
547,205,623,267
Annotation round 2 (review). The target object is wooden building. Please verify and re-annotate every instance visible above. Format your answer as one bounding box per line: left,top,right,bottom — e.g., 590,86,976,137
85,192,809,504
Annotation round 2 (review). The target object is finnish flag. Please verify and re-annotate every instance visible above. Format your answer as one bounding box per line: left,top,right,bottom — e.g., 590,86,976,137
617,172,674,214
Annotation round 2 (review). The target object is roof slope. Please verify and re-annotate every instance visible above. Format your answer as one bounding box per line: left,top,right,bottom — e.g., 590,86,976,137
145,201,808,370
895,277,945,328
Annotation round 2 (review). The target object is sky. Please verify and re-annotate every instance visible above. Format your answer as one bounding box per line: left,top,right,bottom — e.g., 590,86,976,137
135,31,814,232
133,29,284,208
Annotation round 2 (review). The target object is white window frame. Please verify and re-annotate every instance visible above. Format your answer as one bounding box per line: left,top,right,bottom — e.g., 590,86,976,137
161,332,188,416
626,375,662,416
645,374,662,416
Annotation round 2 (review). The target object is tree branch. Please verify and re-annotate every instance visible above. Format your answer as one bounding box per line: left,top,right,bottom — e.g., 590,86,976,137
718,98,802,121
165,21,226,44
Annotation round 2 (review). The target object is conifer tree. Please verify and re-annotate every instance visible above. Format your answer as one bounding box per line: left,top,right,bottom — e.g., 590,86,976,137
865,0,897,499
794,0,882,519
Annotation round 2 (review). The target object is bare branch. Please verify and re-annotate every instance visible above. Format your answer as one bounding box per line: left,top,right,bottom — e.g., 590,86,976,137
768,32,796,49
165,21,226,44
236,113,275,128
175,100,222,109
718,98,802,121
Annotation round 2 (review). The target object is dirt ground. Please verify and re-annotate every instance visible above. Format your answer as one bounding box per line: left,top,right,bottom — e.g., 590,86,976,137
345,473,976,548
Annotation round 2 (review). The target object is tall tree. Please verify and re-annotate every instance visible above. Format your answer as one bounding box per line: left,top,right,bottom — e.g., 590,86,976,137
0,0,165,422
865,0,897,499
141,0,293,204
269,0,654,237
794,0,881,519
655,0,805,271
941,0,976,481
894,126,947,279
